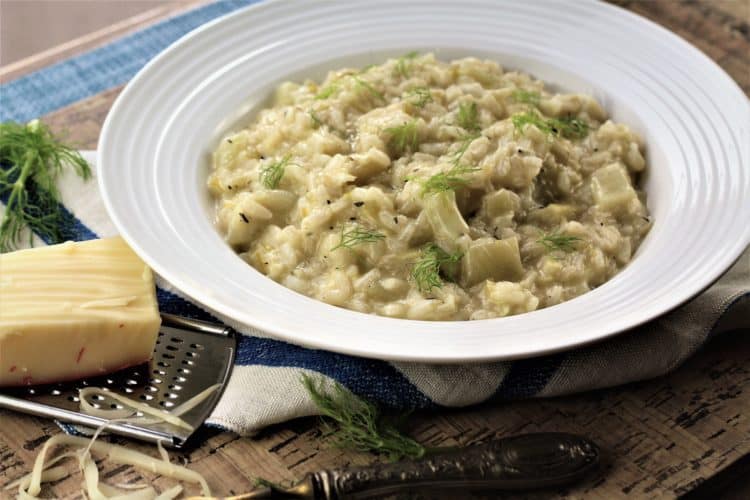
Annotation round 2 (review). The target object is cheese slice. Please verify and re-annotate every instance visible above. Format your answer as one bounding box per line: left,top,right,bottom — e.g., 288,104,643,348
0,237,160,386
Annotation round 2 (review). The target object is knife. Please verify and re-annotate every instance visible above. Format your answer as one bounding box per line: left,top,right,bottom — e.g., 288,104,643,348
188,432,599,499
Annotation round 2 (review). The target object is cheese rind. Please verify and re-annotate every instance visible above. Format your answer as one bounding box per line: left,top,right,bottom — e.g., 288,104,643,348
0,237,160,386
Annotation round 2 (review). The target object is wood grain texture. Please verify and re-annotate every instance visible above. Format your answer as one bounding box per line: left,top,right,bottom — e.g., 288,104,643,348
609,0,750,94
1,1,749,498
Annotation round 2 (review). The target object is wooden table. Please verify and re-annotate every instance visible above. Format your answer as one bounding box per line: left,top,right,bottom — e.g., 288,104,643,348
1,1,748,498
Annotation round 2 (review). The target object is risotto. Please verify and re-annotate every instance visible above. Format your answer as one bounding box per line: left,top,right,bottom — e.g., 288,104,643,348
207,53,651,321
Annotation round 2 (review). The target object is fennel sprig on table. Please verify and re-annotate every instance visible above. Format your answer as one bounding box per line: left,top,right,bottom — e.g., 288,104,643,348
302,374,426,461
0,120,91,252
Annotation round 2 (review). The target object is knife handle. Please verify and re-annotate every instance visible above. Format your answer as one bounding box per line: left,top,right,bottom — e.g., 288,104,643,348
309,432,599,499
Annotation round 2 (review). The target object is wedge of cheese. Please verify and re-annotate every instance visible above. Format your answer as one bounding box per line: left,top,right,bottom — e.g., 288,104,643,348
0,237,160,386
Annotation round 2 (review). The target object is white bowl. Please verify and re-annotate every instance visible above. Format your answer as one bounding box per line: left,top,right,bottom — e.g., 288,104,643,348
98,0,750,362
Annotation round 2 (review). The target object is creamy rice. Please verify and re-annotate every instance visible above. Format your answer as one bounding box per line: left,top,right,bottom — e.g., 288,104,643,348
207,53,651,320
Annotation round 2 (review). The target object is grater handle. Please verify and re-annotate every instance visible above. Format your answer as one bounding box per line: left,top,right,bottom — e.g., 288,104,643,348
0,392,174,446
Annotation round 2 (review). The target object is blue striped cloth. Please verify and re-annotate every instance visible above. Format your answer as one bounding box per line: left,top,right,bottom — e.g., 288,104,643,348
2,0,748,435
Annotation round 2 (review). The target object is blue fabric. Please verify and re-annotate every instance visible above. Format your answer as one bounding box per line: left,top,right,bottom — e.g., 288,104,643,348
234,335,435,408
492,354,566,399
0,0,256,124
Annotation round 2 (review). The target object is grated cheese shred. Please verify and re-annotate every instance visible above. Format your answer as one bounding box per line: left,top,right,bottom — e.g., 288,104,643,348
8,384,220,499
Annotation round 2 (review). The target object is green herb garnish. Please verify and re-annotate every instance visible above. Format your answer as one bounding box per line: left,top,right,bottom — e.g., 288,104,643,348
550,116,589,139
415,133,480,195
538,230,584,253
405,87,433,108
512,111,549,134
420,164,480,196
308,109,323,128
457,101,481,133
259,154,292,189
512,111,589,140
315,84,338,100
331,224,385,251
395,51,420,78
308,109,346,136
450,133,480,165
317,72,385,102
412,243,463,292
302,374,425,461
385,120,419,156
0,120,91,252
353,76,385,102
511,89,541,106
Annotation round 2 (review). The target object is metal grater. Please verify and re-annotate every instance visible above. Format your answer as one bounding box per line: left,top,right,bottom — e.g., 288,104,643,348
0,314,236,448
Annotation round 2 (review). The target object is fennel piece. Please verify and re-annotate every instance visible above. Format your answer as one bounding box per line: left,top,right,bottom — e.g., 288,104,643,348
461,237,524,287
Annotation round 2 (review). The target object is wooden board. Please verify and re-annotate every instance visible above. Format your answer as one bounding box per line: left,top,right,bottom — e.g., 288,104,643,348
1,1,749,498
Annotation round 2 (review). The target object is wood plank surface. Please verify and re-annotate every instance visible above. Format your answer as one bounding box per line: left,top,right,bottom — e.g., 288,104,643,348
1,1,749,498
